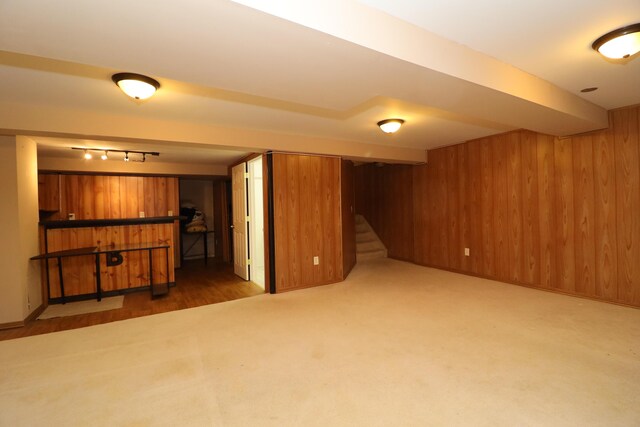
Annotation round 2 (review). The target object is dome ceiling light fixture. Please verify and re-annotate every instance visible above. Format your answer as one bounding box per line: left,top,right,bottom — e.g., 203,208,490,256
111,72,160,100
377,118,405,134
592,23,640,59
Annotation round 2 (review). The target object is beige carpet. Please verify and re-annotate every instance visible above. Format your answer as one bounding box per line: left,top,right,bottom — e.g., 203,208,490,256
1,259,639,426
37,296,124,320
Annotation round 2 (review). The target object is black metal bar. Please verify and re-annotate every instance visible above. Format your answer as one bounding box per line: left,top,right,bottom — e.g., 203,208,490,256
166,247,170,284
266,152,276,294
57,257,66,304
95,253,102,301
44,228,51,301
203,231,208,265
148,249,154,288
47,282,177,304
44,258,51,302
179,227,184,267
72,147,160,156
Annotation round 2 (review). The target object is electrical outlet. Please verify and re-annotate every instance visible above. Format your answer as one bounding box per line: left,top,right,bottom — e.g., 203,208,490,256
68,213,75,220
168,210,173,216
464,248,470,256
313,256,319,265
139,211,145,218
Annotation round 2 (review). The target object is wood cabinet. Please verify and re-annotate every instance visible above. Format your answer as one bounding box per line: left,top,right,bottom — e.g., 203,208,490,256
38,174,61,212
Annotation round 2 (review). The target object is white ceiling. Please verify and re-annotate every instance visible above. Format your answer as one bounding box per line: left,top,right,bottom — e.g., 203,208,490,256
357,0,640,109
0,0,637,166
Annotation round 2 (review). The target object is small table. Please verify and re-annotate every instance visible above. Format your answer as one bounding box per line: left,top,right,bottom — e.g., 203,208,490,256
180,230,214,265
31,242,171,303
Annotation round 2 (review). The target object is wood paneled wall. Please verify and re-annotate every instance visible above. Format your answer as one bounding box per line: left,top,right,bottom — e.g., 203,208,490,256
45,223,175,298
355,105,640,307
40,174,181,267
40,175,179,221
411,131,556,284
354,163,415,261
272,154,343,291
342,160,356,277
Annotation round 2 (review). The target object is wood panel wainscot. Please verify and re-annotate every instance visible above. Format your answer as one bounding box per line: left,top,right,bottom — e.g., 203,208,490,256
39,218,176,302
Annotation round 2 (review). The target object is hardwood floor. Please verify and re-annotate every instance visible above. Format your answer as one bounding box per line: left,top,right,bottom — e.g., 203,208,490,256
0,259,264,341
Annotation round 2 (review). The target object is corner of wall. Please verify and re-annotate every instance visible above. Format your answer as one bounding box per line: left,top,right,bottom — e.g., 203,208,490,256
16,136,42,319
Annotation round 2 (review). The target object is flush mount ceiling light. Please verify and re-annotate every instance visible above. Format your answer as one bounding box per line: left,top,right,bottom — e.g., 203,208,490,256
592,23,640,59
377,118,405,134
111,72,160,100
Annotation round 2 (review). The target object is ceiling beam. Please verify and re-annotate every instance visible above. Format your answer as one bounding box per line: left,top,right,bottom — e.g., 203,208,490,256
231,0,609,135
0,102,427,164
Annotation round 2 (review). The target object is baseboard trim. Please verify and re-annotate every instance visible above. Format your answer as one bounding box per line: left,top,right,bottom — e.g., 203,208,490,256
406,258,639,310
276,279,342,293
0,320,25,331
25,304,46,322
0,303,47,330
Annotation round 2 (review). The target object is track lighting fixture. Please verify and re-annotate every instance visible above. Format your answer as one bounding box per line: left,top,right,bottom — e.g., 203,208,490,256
71,147,159,162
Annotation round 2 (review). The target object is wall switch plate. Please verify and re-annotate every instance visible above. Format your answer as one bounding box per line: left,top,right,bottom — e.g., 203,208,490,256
464,248,470,256
139,211,145,218
313,256,319,265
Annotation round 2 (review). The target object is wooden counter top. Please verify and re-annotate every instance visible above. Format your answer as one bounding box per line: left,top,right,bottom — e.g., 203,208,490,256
40,216,182,229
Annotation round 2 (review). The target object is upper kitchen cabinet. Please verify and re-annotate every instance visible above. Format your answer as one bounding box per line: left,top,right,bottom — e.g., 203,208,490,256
38,173,61,212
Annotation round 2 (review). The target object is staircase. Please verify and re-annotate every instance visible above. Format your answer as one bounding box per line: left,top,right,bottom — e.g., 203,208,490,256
356,215,387,261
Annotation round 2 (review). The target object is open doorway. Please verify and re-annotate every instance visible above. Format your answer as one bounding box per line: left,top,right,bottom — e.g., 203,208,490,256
179,165,267,293
177,176,264,302
180,179,215,263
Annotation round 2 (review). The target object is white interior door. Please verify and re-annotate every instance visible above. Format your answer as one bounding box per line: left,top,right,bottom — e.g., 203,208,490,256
232,163,249,280
248,157,265,289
